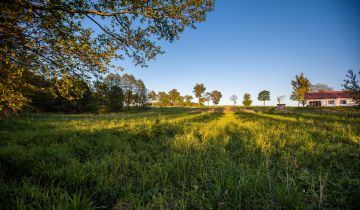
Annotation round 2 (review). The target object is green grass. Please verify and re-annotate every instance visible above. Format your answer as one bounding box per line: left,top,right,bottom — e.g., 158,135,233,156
1,107,359,209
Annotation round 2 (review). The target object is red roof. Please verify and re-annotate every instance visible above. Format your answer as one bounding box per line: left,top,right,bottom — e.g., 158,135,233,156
305,91,352,100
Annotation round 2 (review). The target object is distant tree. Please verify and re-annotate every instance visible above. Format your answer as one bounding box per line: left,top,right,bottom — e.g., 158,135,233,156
108,86,124,112
168,89,180,106
122,74,136,108
177,96,185,106
242,93,252,106
92,73,131,112
49,77,93,113
277,95,286,104
290,73,311,107
342,70,360,105
184,95,193,106
134,79,147,106
199,97,206,106
204,92,212,106
93,80,110,112
193,83,206,105
124,89,133,108
148,91,157,105
230,95,238,105
311,83,333,92
158,91,170,107
104,73,122,87
257,90,270,106
211,91,222,105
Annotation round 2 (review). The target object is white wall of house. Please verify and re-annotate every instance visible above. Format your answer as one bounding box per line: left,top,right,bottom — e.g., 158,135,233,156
305,98,356,107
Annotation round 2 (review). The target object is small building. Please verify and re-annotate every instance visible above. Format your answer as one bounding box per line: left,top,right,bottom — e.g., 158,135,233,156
304,91,356,107
276,104,286,110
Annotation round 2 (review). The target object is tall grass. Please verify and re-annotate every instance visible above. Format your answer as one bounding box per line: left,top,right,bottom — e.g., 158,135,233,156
0,107,359,209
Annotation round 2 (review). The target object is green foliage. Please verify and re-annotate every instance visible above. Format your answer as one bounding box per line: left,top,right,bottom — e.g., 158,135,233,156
177,96,185,106
193,83,206,105
108,86,124,112
184,95,194,106
92,73,147,112
148,90,158,104
0,66,30,115
158,91,170,107
0,0,214,114
168,89,181,106
242,93,252,106
342,70,360,105
290,73,311,106
257,90,271,106
210,90,222,105
1,107,359,209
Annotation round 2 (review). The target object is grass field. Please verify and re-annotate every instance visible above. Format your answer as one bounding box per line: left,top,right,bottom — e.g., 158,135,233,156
1,107,359,209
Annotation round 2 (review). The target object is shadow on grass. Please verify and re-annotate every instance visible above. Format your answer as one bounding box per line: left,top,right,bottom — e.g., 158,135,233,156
0,111,227,209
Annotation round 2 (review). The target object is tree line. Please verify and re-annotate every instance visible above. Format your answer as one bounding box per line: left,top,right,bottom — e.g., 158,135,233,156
0,72,148,115
228,91,270,107
148,83,223,107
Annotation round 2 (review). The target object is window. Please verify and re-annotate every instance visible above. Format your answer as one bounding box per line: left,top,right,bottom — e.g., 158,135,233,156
309,101,321,106
328,100,335,105
340,100,347,104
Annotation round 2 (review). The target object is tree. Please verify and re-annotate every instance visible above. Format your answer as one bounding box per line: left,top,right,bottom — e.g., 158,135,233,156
242,93,252,106
184,95,193,106
342,70,360,105
122,74,136,108
0,68,30,115
93,80,110,112
168,89,180,106
204,92,212,106
230,95,238,105
311,83,333,92
290,73,311,107
108,86,124,112
257,90,270,106
91,73,146,112
177,96,185,106
193,83,206,105
148,91,157,105
103,73,124,110
48,76,93,113
104,73,122,87
158,91,170,107
277,95,286,104
210,91,222,105
134,79,147,106
199,97,206,106
0,0,214,115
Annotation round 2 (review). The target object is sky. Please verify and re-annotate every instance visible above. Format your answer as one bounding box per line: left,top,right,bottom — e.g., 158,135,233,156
112,0,360,106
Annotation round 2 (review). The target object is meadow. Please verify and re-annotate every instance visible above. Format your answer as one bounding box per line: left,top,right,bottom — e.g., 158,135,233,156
0,107,359,209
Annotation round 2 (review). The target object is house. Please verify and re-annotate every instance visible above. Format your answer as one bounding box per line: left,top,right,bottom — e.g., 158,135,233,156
304,91,356,107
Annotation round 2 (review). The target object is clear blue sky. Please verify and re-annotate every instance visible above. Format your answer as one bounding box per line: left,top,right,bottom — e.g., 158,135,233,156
113,0,360,106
